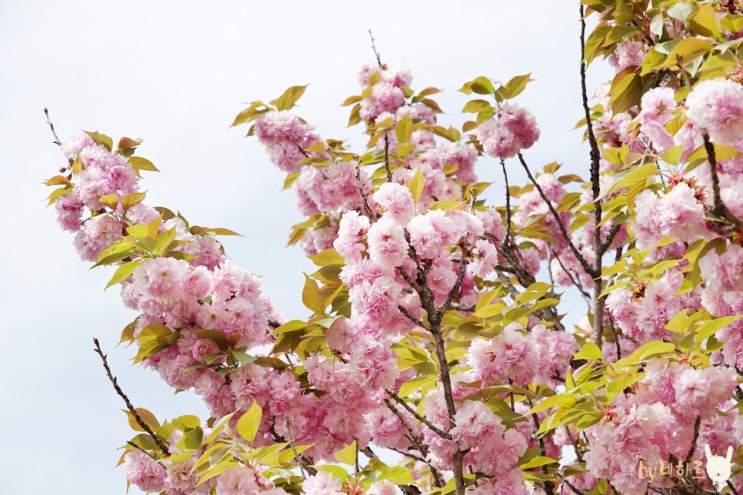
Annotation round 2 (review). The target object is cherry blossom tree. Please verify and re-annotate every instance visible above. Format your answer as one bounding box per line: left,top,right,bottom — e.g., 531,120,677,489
44,2,743,494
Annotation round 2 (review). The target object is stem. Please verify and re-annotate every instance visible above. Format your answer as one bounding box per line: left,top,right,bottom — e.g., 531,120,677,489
517,153,594,278
285,418,307,479
386,391,451,440
384,133,393,181
703,132,743,230
500,158,513,245
684,415,701,465
580,5,607,346
44,108,62,146
368,29,383,68
383,397,444,488
355,162,377,219
93,338,171,456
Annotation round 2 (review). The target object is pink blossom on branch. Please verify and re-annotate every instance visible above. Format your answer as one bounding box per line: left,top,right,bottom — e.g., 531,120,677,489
477,103,540,159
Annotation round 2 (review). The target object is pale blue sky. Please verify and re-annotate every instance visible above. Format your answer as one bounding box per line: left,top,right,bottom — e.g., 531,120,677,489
0,2,609,493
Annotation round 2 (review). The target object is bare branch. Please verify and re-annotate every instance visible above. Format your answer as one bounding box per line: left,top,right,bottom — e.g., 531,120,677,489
368,30,383,68
44,108,62,147
93,338,171,456
386,391,451,440
355,162,377,219
517,153,595,278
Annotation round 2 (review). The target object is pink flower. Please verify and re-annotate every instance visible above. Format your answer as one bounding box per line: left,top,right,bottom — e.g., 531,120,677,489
302,471,344,495
54,191,83,232
374,182,414,224
73,214,124,262
60,132,94,159
216,466,261,495
477,103,540,159
467,326,537,386
367,216,409,269
610,40,646,71
686,78,743,145
640,87,677,152
407,210,463,259
124,450,167,493
334,211,370,263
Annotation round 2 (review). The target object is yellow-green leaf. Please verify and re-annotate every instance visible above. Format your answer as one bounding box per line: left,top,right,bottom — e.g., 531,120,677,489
105,261,141,289
689,4,722,38
129,156,159,173
406,167,425,205
333,440,357,465
236,400,262,443
124,407,161,433
302,273,325,315
273,85,308,111
609,68,642,113
573,342,602,361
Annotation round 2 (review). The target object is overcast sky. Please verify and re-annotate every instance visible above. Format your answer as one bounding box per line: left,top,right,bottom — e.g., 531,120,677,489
0,2,611,494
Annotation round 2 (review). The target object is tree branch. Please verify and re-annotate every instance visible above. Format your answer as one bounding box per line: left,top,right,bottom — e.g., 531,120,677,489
703,132,743,230
517,153,595,278
368,29,383,68
386,391,451,440
44,108,62,147
93,338,171,456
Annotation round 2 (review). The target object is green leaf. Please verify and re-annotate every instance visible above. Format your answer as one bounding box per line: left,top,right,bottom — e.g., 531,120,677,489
606,162,658,196
688,4,722,38
236,400,262,443
664,37,713,70
406,167,425,205
153,228,177,256
273,85,308,111
521,456,559,469
460,76,495,95
606,371,645,397
84,130,113,151
105,261,141,289
573,342,603,361
529,394,576,415
502,73,533,100
178,426,204,450
615,341,675,368
302,274,325,315
696,315,743,342
395,114,414,144
609,68,642,113
333,440,357,465
462,99,492,114
124,407,161,433
128,156,159,173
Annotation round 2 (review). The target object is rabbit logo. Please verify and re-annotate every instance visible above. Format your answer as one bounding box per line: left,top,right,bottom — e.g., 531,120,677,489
705,444,733,488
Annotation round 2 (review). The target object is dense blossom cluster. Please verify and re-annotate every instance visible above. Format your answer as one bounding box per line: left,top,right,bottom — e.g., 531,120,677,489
46,3,743,495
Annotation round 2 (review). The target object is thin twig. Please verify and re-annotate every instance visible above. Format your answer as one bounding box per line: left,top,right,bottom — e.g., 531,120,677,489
285,418,307,479
550,248,591,300
384,133,392,181
44,108,62,146
355,162,377,219
439,248,469,314
703,132,743,230
500,159,514,246
93,338,171,456
368,30,383,68
685,415,701,465
386,391,451,440
126,441,167,467
517,153,594,278
383,397,444,488
398,304,425,328
580,5,608,347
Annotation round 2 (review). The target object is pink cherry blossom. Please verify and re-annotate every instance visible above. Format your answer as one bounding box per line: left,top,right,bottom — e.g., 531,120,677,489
477,103,540,159
686,77,743,145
